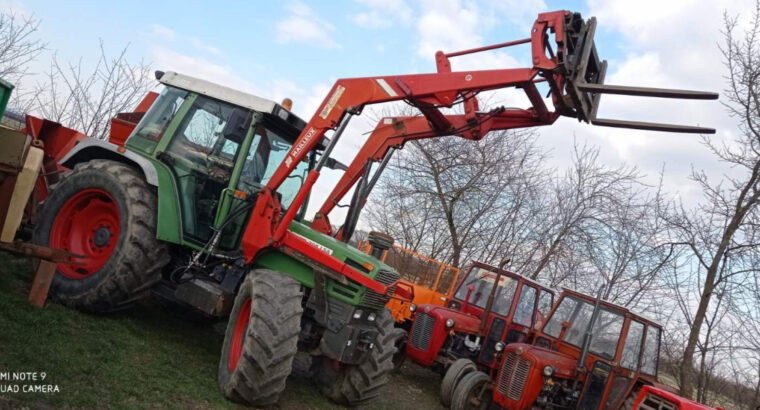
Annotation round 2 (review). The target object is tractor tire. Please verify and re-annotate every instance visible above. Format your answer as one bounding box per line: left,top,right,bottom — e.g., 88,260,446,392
313,308,396,406
441,358,477,407
33,159,168,312
391,328,408,372
451,371,492,410
218,270,303,407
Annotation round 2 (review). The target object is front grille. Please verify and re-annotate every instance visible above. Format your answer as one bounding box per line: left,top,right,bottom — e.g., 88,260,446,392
497,352,531,400
409,312,435,350
639,393,677,410
359,269,398,310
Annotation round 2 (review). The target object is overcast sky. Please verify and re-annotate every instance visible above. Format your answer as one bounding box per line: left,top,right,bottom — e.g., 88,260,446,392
3,0,754,225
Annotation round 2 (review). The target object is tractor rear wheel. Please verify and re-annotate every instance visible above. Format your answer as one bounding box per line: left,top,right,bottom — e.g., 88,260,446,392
218,270,303,406
33,160,168,312
451,371,492,410
313,308,396,406
441,358,477,407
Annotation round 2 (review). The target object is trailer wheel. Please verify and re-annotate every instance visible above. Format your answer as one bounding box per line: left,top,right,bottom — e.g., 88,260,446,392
441,358,477,407
33,160,168,311
314,308,395,406
391,328,408,372
451,371,492,410
218,270,303,406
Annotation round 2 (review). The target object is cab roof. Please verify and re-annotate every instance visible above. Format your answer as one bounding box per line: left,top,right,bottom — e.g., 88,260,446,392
155,70,309,141
560,287,663,328
467,261,555,294
155,71,305,124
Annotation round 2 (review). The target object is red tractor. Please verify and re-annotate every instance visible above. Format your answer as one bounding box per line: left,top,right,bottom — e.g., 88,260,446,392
406,261,555,405
633,386,725,410
449,287,686,410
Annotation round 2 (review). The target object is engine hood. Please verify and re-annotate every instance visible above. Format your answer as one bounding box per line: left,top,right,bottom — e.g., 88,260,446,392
507,343,578,379
417,304,482,333
288,220,395,273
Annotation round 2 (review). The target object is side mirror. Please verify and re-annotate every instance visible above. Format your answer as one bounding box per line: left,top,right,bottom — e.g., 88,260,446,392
222,108,252,143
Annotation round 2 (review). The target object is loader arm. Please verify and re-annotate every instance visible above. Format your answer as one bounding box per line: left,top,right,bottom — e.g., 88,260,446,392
240,9,718,298
311,108,554,238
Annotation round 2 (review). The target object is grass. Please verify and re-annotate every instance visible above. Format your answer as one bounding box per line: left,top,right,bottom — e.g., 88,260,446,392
0,254,444,409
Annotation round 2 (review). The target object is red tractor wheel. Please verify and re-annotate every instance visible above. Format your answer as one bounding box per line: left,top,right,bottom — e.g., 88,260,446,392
50,188,120,279
33,160,168,311
218,270,303,407
227,297,252,372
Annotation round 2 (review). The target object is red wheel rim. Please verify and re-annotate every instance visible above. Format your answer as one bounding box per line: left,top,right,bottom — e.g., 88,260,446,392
49,188,121,279
229,297,252,372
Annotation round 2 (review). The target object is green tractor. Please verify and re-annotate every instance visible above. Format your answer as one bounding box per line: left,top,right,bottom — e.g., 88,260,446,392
33,71,405,406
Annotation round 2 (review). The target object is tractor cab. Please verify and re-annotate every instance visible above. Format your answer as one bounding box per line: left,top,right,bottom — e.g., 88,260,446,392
406,261,554,372
452,288,670,410
123,71,317,250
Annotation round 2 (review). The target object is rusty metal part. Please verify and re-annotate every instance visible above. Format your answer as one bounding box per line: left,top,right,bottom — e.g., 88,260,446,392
0,240,85,264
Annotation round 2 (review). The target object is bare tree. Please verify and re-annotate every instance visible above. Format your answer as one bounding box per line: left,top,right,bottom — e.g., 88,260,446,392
366,128,546,268
526,143,641,280
667,5,760,397
0,11,45,112
0,11,44,81
29,42,152,139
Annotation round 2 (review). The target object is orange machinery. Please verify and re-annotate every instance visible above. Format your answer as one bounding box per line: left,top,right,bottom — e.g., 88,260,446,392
358,236,460,325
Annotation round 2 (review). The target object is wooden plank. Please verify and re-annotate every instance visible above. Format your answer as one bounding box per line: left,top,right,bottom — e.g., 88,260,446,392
28,260,56,308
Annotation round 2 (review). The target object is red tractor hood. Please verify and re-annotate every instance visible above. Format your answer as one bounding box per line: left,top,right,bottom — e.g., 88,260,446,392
418,304,482,334
508,343,578,379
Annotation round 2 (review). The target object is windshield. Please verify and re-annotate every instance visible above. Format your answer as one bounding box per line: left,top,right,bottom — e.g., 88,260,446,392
453,267,518,316
239,121,310,209
543,295,625,360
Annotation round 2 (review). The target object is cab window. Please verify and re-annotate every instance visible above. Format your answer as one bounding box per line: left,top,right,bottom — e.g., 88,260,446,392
453,267,518,316
513,285,537,326
620,321,644,370
538,290,553,316
641,326,661,376
239,121,310,210
543,295,624,360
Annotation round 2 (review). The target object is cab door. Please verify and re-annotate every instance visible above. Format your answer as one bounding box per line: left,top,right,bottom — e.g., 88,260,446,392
161,94,251,246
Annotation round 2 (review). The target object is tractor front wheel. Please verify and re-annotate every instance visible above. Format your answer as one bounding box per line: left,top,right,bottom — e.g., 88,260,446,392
313,308,396,406
441,358,477,407
33,160,168,311
451,371,492,410
218,270,303,407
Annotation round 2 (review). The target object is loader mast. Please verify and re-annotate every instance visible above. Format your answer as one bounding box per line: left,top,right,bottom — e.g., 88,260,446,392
240,10,718,294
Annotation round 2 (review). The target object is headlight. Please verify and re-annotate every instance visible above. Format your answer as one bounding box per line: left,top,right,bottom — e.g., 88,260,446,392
409,303,417,312
543,365,554,377
494,342,505,352
367,312,376,322
445,318,455,328
353,310,363,320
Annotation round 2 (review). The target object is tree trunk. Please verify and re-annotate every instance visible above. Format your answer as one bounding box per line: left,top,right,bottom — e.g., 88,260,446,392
679,263,716,398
